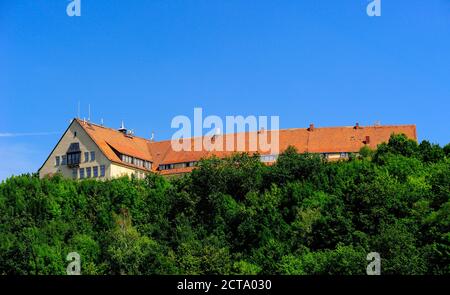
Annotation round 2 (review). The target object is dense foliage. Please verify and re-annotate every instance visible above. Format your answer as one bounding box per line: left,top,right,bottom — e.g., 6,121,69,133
1,134,449,275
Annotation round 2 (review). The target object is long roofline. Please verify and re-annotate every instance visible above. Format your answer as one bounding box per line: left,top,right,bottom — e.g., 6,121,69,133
77,118,416,144
42,118,417,175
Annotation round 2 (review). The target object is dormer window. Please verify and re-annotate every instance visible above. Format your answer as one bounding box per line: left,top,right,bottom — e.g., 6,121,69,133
121,154,133,164
120,154,152,170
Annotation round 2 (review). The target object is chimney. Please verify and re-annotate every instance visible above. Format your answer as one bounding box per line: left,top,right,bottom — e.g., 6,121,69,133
308,124,315,131
365,136,371,144
354,122,360,129
118,121,127,134
211,128,220,142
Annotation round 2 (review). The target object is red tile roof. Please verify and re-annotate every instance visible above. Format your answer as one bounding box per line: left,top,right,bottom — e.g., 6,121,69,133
159,167,195,176
77,119,154,171
76,119,417,175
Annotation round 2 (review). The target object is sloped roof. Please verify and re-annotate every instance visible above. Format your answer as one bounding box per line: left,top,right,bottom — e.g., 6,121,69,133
159,167,195,176
77,119,153,170
75,119,417,174
157,124,417,164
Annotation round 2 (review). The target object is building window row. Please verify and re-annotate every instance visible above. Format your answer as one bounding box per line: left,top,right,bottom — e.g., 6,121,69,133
55,148,95,167
84,151,96,162
159,161,198,171
121,154,152,170
74,165,106,179
158,152,352,171
321,152,349,159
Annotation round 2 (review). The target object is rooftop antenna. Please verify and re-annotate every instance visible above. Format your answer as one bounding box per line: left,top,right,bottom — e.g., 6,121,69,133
88,104,91,122
101,118,104,126
77,101,80,119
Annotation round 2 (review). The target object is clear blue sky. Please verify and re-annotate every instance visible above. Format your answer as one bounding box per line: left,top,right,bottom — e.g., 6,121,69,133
1,0,449,180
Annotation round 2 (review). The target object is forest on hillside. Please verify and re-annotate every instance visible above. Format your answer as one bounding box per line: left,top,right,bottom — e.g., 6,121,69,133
0,134,449,275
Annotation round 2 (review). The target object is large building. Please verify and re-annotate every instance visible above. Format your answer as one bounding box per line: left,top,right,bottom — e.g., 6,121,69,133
38,118,417,179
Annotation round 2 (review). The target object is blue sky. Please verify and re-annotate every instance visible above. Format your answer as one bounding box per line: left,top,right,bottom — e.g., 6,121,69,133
1,0,450,180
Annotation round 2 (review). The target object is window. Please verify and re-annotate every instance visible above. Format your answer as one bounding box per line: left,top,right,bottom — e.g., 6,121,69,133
173,163,186,169
121,154,136,164
93,166,98,177
187,161,197,167
327,153,341,160
100,165,106,177
55,156,60,166
159,163,179,170
67,152,81,166
340,152,348,158
62,155,67,165
86,167,91,178
260,155,278,163
135,158,143,167
85,152,89,162
66,143,81,167
79,168,85,179
72,168,77,179
90,151,95,162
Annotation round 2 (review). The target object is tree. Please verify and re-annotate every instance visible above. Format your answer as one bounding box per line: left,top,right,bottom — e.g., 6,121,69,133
0,135,449,275
418,140,445,163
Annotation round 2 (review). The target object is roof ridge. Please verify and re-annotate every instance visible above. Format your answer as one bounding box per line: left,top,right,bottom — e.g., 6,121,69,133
76,118,416,144
75,118,152,143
